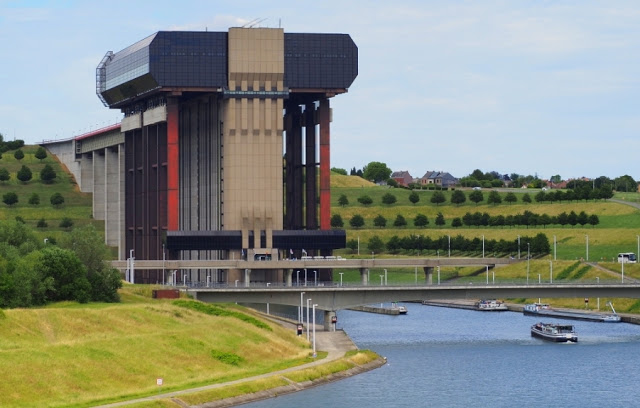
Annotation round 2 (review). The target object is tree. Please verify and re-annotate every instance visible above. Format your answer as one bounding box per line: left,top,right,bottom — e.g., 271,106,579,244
435,212,445,226
450,190,466,206
588,214,600,227
430,191,446,206
16,165,32,183
373,214,387,228
451,217,463,228
522,193,532,203
535,191,547,203
362,161,392,183
35,147,48,161
37,246,91,303
357,195,373,206
349,214,365,228
487,190,502,205
338,194,349,207
382,192,397,205
504,192,517,205
330,214,344,228
28,193,40,206
50,192,65,207
0,168,9,183
368,236,385,254
37,218,48,228
550,174,562,184
40,164,57,184
414,214,429,227
408,191,420,205
331,167,347,175
469,190,484,205
13,149,24,161
2,192,18,206
59,217,74,229
60,224,122,302
393,214,407,227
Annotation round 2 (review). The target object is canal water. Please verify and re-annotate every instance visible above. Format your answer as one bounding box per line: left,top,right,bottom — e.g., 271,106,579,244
244,303,640,408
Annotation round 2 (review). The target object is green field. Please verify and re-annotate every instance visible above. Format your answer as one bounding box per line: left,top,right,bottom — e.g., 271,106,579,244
330,173,640,262
0,145,99,241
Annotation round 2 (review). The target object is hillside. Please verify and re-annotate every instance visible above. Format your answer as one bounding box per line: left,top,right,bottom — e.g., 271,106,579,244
0,286,313,407
0,145,98,241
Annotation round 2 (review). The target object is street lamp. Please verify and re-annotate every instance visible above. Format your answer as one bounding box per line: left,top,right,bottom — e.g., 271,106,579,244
296,270,300,287
550,261,553,283
482,235,485,258
553,235,557,261
447,235,451,257
384,269,388,285
313,270,317,286
517,235,521,259
304,268,307,287
306,298,312,341
585,235,589,261
162,243,166,285
437,266,440,285
486,265,489,284
312,303,318,358
380,275,384,285
339,272,344,287
299,292,305,323
527,243,530,284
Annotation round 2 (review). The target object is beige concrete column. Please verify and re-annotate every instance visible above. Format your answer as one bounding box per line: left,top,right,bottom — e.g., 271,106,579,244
80,153,93,193
324,310,337,331
360,268,369,285
93,150,106,221
424,266,434,285
105,147,120,246
285,269,293,287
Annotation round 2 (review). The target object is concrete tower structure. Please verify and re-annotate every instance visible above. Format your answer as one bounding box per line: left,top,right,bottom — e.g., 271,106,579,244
84,27,358,284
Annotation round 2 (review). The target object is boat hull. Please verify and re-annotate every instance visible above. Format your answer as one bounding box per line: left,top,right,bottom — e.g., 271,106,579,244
523,304,620,323
531,323,578,343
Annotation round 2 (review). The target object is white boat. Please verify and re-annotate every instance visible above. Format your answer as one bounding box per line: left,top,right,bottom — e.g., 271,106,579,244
531,322,578,342
475,299,508,311
523,302,621,323
391,302,408,314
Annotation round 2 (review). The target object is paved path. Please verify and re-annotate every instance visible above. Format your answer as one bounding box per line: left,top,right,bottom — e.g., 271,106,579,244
93,321,358,408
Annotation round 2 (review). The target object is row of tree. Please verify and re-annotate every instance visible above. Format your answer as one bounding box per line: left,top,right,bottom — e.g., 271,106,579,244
332,209,599,230
0,164,57,184
347,233,550,256
3,192,65,207
0,222,121,308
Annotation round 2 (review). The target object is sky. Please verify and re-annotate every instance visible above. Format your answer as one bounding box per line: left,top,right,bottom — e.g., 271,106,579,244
1,0,639,181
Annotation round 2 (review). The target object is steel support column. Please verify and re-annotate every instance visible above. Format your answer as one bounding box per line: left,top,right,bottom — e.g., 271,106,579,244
318,98,331,230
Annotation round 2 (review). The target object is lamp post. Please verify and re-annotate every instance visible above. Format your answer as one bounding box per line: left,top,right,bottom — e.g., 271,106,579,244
313,270,317,286
339,272,344,287
637,235,639,262
299,292,305,323
306,298,312,341
585,235,589,261
482,235,485,258
312,303,318,358
486,265,489,284
304,268,307,287
553,235,557,261
597,277,600,310
437,266,440,285
622,258,625,283
517,235,521,259
296,270,300,287
384,269,388,286
447,235,451,257
527,243,530,284
380,275,384,285
162,243,166,285
550,261,553,283
129,249,135,284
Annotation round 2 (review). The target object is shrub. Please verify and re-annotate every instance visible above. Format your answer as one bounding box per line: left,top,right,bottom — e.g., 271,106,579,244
16,165,32,183
2,192,18,206
13,149,24,160
40,164,57,184
35,147,48,161
37,218,48,228
28,193,40,205
0,168,9,182
50,192,65,207
59,217,74,229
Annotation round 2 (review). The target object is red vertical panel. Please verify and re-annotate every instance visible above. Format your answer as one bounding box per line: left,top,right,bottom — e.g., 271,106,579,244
167,101,179,231
319,98,331,230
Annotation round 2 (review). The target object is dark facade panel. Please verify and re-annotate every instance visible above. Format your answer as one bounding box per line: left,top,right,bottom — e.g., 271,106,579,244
167,231,242,251
284,33,358,90
272,230,346,250
167,230,346,251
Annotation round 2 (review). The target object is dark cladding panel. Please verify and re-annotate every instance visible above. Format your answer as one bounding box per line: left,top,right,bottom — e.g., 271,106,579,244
273,230,346,250
150,31,227,88
284,33,358,89
167,231,242,251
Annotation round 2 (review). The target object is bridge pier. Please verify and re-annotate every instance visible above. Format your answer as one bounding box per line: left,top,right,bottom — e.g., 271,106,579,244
285,269,293,287
323,310,336,331
244,269,251,287
424,267,433,285
360,268,368,285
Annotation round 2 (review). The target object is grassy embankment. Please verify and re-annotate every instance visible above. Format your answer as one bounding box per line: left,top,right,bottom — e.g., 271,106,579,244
0,145,99,241
329,173,640,312
0,285,378,408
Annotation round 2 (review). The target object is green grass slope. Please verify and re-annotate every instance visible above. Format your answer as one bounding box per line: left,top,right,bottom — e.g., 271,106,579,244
0,286,311,408
0,146,99,241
